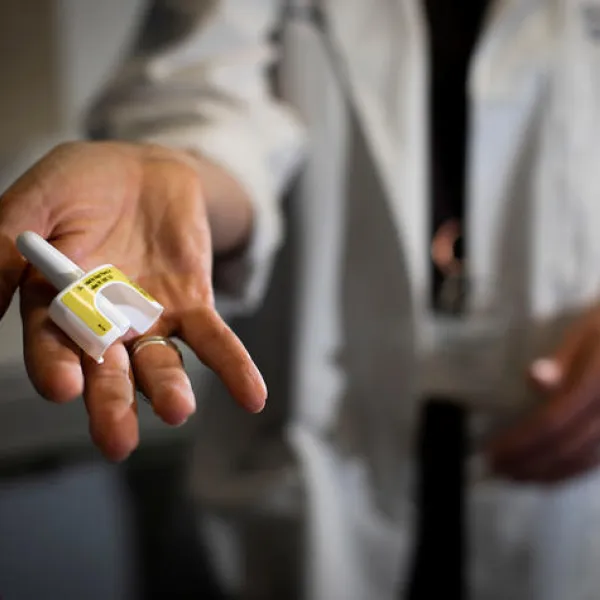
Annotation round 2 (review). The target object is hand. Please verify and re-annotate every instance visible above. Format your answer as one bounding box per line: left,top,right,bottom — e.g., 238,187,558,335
487,307,600,483
0,141,266,461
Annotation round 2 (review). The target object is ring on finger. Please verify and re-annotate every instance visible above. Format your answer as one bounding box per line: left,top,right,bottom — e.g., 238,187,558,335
128,335,184,366
128,336,184,404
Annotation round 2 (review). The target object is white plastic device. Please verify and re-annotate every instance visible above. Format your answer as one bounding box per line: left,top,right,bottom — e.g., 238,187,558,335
16,231,164,363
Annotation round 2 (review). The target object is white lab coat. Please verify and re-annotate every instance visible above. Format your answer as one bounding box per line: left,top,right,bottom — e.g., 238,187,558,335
89,1,600,598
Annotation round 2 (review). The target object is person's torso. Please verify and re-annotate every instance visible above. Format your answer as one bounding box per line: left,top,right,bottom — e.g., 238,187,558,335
280,0,600,422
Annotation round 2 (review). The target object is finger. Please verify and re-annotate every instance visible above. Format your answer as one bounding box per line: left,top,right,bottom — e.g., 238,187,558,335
539,413,600,482
82,343,139,462
130,336,196,426
538,455,600,484
551,314,596,375
496,409,600,482
179,307,266,413
536,452,600,485
489,331,600,469
20,276,84,402
499,451,600,485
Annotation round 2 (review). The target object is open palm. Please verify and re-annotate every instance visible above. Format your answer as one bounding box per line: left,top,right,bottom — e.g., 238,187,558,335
0,142,265,460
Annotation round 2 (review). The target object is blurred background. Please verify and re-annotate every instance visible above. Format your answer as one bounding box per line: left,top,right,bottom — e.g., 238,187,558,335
3,2,599,600
0,1,225,598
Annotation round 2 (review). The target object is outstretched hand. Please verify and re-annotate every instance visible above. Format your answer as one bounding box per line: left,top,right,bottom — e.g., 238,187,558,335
0,141,266,461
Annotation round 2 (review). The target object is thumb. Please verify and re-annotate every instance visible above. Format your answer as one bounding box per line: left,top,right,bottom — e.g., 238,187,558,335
529,358,563,393
528,317,593,394
0,188,49,319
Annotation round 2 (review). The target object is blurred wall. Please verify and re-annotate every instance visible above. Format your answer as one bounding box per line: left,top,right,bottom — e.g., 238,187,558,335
0,1,60,151
0,0,145,189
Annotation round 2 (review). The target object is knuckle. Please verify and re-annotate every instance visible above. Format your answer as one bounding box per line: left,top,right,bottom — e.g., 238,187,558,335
51,140,86,158
173,160,204,199
102,360,131,378
149,364,188,390
148,152,204,198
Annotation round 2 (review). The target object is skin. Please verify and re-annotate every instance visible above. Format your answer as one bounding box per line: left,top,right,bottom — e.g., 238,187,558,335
0,141,265,462
487,310,600,484
1,141,599,483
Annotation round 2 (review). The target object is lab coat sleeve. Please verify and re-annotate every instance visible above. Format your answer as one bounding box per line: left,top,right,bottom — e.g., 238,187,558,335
85,0,307,315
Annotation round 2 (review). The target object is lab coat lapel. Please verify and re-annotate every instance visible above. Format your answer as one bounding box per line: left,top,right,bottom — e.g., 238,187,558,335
322,0,430,311
467,0,555,316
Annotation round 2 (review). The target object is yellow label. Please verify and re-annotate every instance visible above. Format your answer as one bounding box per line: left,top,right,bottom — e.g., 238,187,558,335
61,265,156,337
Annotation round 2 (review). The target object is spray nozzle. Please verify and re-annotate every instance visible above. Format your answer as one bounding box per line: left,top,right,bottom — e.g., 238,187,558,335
16,231,164,363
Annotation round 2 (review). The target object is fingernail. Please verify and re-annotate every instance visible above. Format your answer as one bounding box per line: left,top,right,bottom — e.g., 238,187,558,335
251,400,266,414
531,358,562,387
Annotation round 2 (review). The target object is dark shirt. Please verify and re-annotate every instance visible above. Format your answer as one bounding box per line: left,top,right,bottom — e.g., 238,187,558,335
411,11,492,600
424,1,490,306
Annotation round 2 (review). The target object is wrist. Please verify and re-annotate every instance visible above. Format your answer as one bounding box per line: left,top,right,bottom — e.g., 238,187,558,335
187,151,254,257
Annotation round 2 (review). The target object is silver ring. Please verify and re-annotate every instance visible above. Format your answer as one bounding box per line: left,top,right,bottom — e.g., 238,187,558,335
129,336,184,405
129,336,184,366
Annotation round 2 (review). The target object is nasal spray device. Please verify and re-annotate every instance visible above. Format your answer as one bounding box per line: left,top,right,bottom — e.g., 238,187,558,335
16,232,164,363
